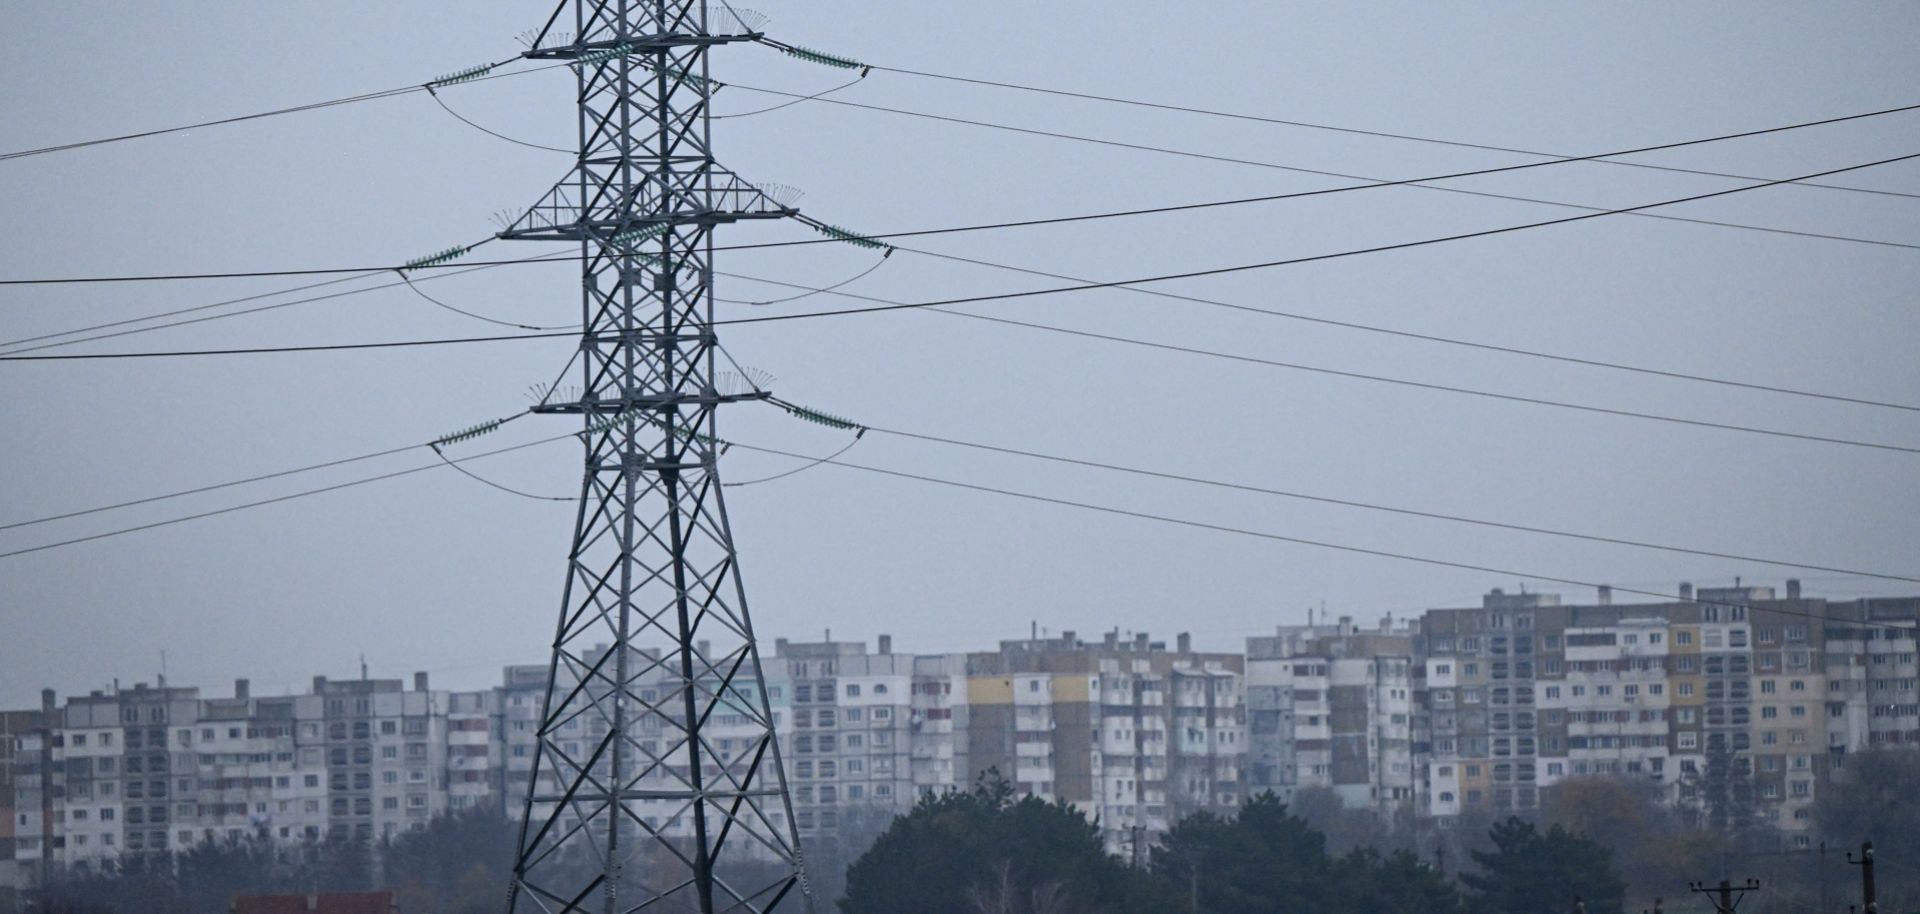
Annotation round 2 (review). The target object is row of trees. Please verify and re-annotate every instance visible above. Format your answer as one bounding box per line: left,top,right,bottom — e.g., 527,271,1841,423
839,777,1622,914
1280,749,1920,914
27,749,1918,913
30,807,509,914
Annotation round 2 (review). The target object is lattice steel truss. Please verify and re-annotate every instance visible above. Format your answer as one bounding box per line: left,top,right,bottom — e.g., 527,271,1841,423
500,3,808,912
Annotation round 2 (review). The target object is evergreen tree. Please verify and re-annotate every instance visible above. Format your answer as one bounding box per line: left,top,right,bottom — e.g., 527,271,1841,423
382,807,519,914
1334,847,1462,914
840,771,1143,914
1461,817,1626,914
1149,793,1329,914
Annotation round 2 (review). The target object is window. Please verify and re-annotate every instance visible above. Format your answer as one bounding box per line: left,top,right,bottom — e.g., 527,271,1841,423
846,684,862,697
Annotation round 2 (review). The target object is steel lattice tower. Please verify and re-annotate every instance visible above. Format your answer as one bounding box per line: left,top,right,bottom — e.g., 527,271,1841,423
498,3,808,912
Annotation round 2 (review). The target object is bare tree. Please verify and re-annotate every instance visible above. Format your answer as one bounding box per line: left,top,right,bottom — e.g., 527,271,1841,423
967,859,1020,914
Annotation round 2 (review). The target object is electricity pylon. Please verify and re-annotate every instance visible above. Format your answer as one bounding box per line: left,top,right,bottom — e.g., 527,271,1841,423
498,3,808,912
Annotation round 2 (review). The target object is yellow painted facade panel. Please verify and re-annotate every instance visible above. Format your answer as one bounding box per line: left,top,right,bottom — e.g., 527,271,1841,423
969,676,1014,705
1051,675,1091,702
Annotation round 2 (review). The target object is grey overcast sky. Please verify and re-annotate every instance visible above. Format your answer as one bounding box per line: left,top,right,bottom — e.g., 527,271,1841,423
2,2,1917,705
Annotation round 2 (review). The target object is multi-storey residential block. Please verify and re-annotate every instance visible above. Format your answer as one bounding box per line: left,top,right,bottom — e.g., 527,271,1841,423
1420,588,1558,818
0,700,48,899
908,652,969,800
1823,596,1920,754
1246,616,1416,812
1411,581,1917,844
299,673,450,843
445,688,501,815
6,581,1916,890
182,681,325,848
963,630,1245,854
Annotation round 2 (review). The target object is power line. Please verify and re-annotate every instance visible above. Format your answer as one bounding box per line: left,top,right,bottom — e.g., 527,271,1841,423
876,241,1920,414
0,431,571,560
428,443,572,501
721,439,1920,632
719,76,1920,250
0,415,529,532
0,57,576,163
705,149,1920,328
0,269,388,350
6,157,1920,454
1,249,580,356
11,146,1912,358
724,274,1920,456
7,97,1918,288
857,59,1920,201
11,410,1904,637
831,415,1920,583
0,329,575,361
426,86,573,154
14,212,1915,420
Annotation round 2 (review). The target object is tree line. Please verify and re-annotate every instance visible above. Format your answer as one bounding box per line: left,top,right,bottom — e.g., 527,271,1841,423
19,749,1918,914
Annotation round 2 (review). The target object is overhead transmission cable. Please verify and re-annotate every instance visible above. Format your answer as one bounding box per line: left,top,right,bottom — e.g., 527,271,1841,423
5,151,1920,454
3,421,1909,634
840,57,1920,201
10,228,1917,422
8,424,1903,633
709,438,1920,633
718,270,1920,456
718,73,1920,251
0,56,580,163
10,388,1914,590
753,400,1920,583
2,244,577,356
0,423,571,560
8,94,1918,288
6,157,1916,434
876,241,1920,414
699,148,1920,329
7,145,1911,335
425,86,573,154
3,249,579,357
13,188,1916,415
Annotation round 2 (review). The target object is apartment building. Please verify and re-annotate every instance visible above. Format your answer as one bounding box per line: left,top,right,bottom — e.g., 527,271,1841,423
1420,588,1557,818
445,689,501,814
963,629,1245,854
1246,616,1416,811
0,702,47,899
1823,596,1920,754
6,583,1915,883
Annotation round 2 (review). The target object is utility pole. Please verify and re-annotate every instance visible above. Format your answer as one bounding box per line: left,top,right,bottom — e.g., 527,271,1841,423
499,3,806,913
1820,840,1829,914
1848,842,1876,914
1690,879,1762,914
